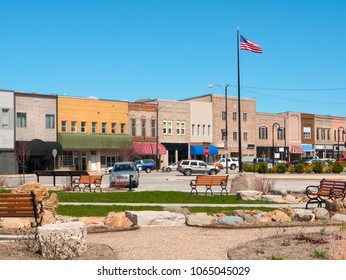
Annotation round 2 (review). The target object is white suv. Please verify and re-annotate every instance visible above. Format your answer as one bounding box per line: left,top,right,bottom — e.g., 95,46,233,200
177,160,220,176
215,158,239,170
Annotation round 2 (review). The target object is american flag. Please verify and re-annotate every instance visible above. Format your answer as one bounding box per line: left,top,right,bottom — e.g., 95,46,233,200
240,35,262,54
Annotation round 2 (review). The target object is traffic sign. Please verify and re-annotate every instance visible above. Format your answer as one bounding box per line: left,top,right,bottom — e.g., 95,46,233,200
204,146,210,156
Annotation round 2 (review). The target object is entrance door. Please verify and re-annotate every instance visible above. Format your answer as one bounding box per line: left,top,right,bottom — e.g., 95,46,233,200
91,153,97,171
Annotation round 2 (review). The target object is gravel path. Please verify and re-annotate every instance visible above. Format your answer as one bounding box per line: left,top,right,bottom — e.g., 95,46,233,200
86,225,334,260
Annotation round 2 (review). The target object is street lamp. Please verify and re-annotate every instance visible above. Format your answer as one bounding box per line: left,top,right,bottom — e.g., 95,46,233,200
208,84,229,174
283,114,299,161
272,122,281,165
337,126,345,159
156,104,170,171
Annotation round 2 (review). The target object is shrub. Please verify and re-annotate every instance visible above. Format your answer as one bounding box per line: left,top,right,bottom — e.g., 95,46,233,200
253,176,276,194
332,162,344,173
276,163,287,174
257,162,268,174
313,162,324,173
287,166,295,174
294,163,305,174
243,164,254,172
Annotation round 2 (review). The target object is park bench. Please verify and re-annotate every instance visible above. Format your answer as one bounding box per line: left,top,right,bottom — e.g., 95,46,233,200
190,175,229,195
0,191,44,233
72,175,103,192
305,178,346,209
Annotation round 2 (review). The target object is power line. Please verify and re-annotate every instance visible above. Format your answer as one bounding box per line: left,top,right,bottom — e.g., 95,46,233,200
233,85,346,91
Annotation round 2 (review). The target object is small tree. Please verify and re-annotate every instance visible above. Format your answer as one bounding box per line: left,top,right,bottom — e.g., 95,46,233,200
15,142,31,183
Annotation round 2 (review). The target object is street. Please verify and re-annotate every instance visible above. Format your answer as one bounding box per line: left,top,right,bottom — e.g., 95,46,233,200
3,169,346,193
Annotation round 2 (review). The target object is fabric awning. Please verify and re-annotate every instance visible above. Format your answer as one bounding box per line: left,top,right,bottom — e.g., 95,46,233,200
190,145,218,155
16,139,63,156
133,142,167,155
290,145,304,153
58,133,132,149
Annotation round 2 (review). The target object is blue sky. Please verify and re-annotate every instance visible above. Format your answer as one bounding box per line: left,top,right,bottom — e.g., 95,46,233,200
1,0,346,116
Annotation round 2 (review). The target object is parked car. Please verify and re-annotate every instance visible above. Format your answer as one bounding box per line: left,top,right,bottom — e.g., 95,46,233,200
162,162,179,172
214,158,239,170
109,161,140,189
134,159,156,173
177,159,220,176
254,158,272,164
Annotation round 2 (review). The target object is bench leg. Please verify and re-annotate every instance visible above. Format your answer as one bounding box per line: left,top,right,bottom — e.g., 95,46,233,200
93,186,102,192
83,184,92,192
220,186,228,195
73,185,81,192
190,186,198,195
205,185,213,195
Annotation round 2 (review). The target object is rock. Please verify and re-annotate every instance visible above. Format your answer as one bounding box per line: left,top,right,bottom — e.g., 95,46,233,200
255,210,291,223
218,216,244,225
186,213,217,227
12,182,49,201
230,173,257,193
261,195,286,203
37,221,87,260
279,207,294,218
47,193,59,208
104,212,134,228
330,214,346,223
236,190,262,201
312,208,330,221
284,194,298,203
79,217,106,227
325,199,346,214
125,211,186,227
41,210,57,225
0,218,32,229
292,209,315,222
163,206,190,216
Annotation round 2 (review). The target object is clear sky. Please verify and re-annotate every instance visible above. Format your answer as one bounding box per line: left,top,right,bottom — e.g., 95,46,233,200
1,0,346,117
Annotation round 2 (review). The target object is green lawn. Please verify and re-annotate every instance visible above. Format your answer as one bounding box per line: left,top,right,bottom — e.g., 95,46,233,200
53,190,273,205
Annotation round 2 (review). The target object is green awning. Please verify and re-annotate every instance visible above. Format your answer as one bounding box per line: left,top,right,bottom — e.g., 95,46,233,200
58,133,132,149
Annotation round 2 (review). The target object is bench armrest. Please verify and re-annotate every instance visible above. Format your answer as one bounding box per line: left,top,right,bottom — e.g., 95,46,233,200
330,187,345,199
190,179,197,186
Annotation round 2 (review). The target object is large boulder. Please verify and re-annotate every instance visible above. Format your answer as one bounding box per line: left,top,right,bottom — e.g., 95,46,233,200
12,182,49,201
125,211,186,227
313,208,330,221
104,212,134,228
292,209,315,222
186,213,217,227
218,216,244,225
255,210,291,223
330,214,346,223
325,199,346,215
236,190,262,201
230,173,257,193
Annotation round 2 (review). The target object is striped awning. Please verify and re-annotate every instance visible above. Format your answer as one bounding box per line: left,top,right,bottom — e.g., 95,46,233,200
133,142,167,155
290,145,304,153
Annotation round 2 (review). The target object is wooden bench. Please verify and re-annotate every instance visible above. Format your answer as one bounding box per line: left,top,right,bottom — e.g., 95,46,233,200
190,175,229,195
72,175,103,192
0,191,44,231
305,178,346,208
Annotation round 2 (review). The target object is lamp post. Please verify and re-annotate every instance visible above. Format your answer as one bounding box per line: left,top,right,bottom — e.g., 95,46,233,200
272,122,280,165
283,114,298,161
337,126,345,159
156,104,170,171
208,84,229,174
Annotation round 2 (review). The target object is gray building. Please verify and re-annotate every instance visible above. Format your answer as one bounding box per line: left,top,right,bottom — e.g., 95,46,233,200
0,89,16,174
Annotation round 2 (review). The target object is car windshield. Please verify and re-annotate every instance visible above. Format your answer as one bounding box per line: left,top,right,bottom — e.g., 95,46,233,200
113,164,135,172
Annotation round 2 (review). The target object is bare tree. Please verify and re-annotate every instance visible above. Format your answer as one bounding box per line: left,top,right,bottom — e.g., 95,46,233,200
15,141,31,183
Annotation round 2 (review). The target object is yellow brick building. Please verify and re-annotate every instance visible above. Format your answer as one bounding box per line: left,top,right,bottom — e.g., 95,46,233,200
57,96,132,172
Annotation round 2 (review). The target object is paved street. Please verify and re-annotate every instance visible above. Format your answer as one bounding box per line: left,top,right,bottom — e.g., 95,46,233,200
3,168,346,193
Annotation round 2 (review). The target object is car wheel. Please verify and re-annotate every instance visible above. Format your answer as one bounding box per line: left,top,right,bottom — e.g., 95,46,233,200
209,169,216,175
166,167,171,172
145,167,152,173
184,169,192,176
230,164,236,170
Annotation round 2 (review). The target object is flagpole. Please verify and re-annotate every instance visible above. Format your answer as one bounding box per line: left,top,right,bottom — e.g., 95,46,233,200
237,27,243,172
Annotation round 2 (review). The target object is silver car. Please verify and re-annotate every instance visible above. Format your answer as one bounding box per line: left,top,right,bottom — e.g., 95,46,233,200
109,161,139,189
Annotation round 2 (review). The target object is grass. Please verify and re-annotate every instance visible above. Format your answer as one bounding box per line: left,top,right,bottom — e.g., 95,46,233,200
52,190,275,205
311,250,329,259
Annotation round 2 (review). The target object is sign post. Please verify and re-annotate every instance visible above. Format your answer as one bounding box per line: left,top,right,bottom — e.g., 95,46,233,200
204,146,210,162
